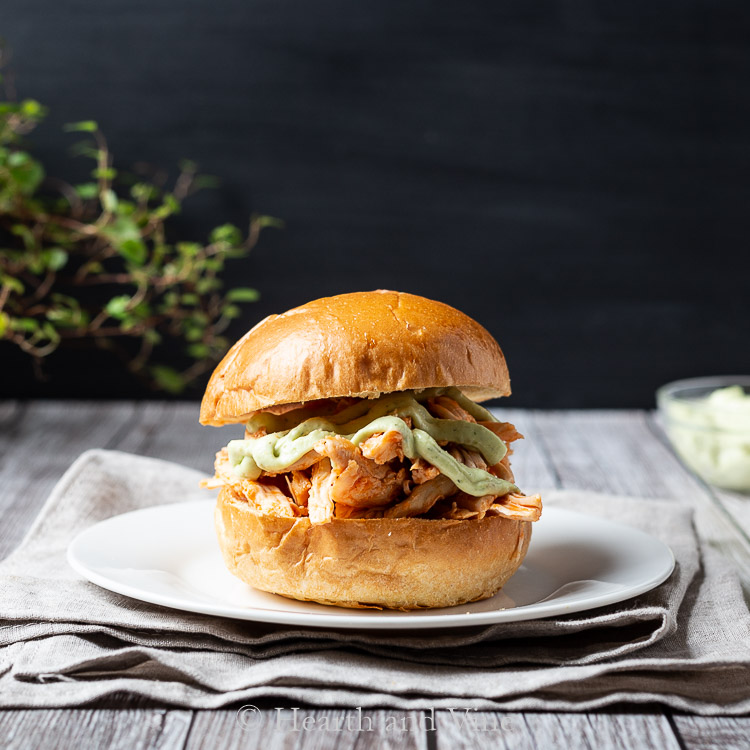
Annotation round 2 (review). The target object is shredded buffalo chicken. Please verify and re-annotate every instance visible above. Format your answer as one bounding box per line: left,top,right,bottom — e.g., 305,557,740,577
207,396,542,524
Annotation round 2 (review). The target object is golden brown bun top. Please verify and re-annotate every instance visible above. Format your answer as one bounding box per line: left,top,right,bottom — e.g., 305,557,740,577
200,290,510,425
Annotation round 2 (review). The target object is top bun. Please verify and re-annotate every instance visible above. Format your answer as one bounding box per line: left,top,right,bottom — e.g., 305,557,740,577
200,290,510,426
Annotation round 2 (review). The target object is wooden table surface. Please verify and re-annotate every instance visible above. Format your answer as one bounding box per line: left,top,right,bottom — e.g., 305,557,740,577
0,401,748,749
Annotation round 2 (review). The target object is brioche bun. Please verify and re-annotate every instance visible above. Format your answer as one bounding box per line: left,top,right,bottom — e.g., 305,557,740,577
216,485,531,610
200,289,509,426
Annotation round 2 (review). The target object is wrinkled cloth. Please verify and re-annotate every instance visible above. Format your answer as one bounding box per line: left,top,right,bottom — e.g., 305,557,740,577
0,449,748,713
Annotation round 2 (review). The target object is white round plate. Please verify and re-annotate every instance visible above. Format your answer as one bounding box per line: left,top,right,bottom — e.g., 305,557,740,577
67,502,674,630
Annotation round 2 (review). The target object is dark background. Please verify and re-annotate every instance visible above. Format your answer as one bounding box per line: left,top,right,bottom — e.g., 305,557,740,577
1,1,749,407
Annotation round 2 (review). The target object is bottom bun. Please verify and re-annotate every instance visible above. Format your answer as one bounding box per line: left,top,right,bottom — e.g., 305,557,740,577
215,486,532,610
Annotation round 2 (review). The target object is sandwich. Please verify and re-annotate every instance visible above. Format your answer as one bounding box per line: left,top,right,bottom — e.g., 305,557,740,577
200,290,542,609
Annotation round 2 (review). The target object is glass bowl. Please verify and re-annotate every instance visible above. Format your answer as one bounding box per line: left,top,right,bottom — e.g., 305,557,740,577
657,376,750,494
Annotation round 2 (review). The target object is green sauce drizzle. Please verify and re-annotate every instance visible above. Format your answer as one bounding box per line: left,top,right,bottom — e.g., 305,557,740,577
227,387,518,498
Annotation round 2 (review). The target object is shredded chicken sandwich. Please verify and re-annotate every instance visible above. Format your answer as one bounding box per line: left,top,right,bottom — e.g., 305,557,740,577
205,386,542,525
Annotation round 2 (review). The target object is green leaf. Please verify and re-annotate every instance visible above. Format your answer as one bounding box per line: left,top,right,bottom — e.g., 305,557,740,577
119,238,147,265
0,312,9,337
254,214,285,229
0,274,25,295
184,325,204,342
92,166,117,180
164,193,180,211
10,224,36,250
103,215,140,242
8,151,30,167
210,224,242,246
105,295,132,319
64,120,99,132
162,291,179,308
19,99,46,119
144,329,162,345
49,295,88,328
180,293,199,305
195,277,220,294
150,365,185,394
226,287,259,303
115,199,136,216
51,293,80,306
42,248,69,271
45,307,73,324
20,162,45,194
221,304,241,319
7,151,45,195
10,317,39,333
130,183,157,202
27,254,45,274
176,242,201,257
40,321,60,344
102,217,147,265
130,300,152,319
153,192,180,219
74,182,99,199
101,188,118,212
186,343,210,359
68,142,99,159
203,258,222,271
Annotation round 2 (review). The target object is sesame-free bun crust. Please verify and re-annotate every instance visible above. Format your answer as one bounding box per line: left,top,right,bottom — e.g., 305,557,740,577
200,290,510,425
215,485,531,609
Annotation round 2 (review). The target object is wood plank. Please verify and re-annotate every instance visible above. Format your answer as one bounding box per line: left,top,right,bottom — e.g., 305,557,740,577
527,410,706,499
488,411,702,750
0,402,26,475
0,400,21,427
114,400,239,474
0,400,26,449
528,411,750,750
435,711,682,750
179,409,558,750
648,413,750,590
186,707,428,749
164,408,559,750
0,405,742,750
0,700,192,750
526,408,750,591
671,715,750,750
0,401,137,558
0,403,197,750
491,408,560,492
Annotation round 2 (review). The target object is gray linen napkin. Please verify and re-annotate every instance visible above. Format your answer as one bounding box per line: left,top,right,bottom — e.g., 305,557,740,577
1,449,748,713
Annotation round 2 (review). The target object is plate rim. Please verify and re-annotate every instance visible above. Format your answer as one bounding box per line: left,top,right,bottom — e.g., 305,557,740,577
67,501,675,630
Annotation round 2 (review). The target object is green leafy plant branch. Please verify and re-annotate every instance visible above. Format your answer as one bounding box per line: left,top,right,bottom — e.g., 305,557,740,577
0,93,279,393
